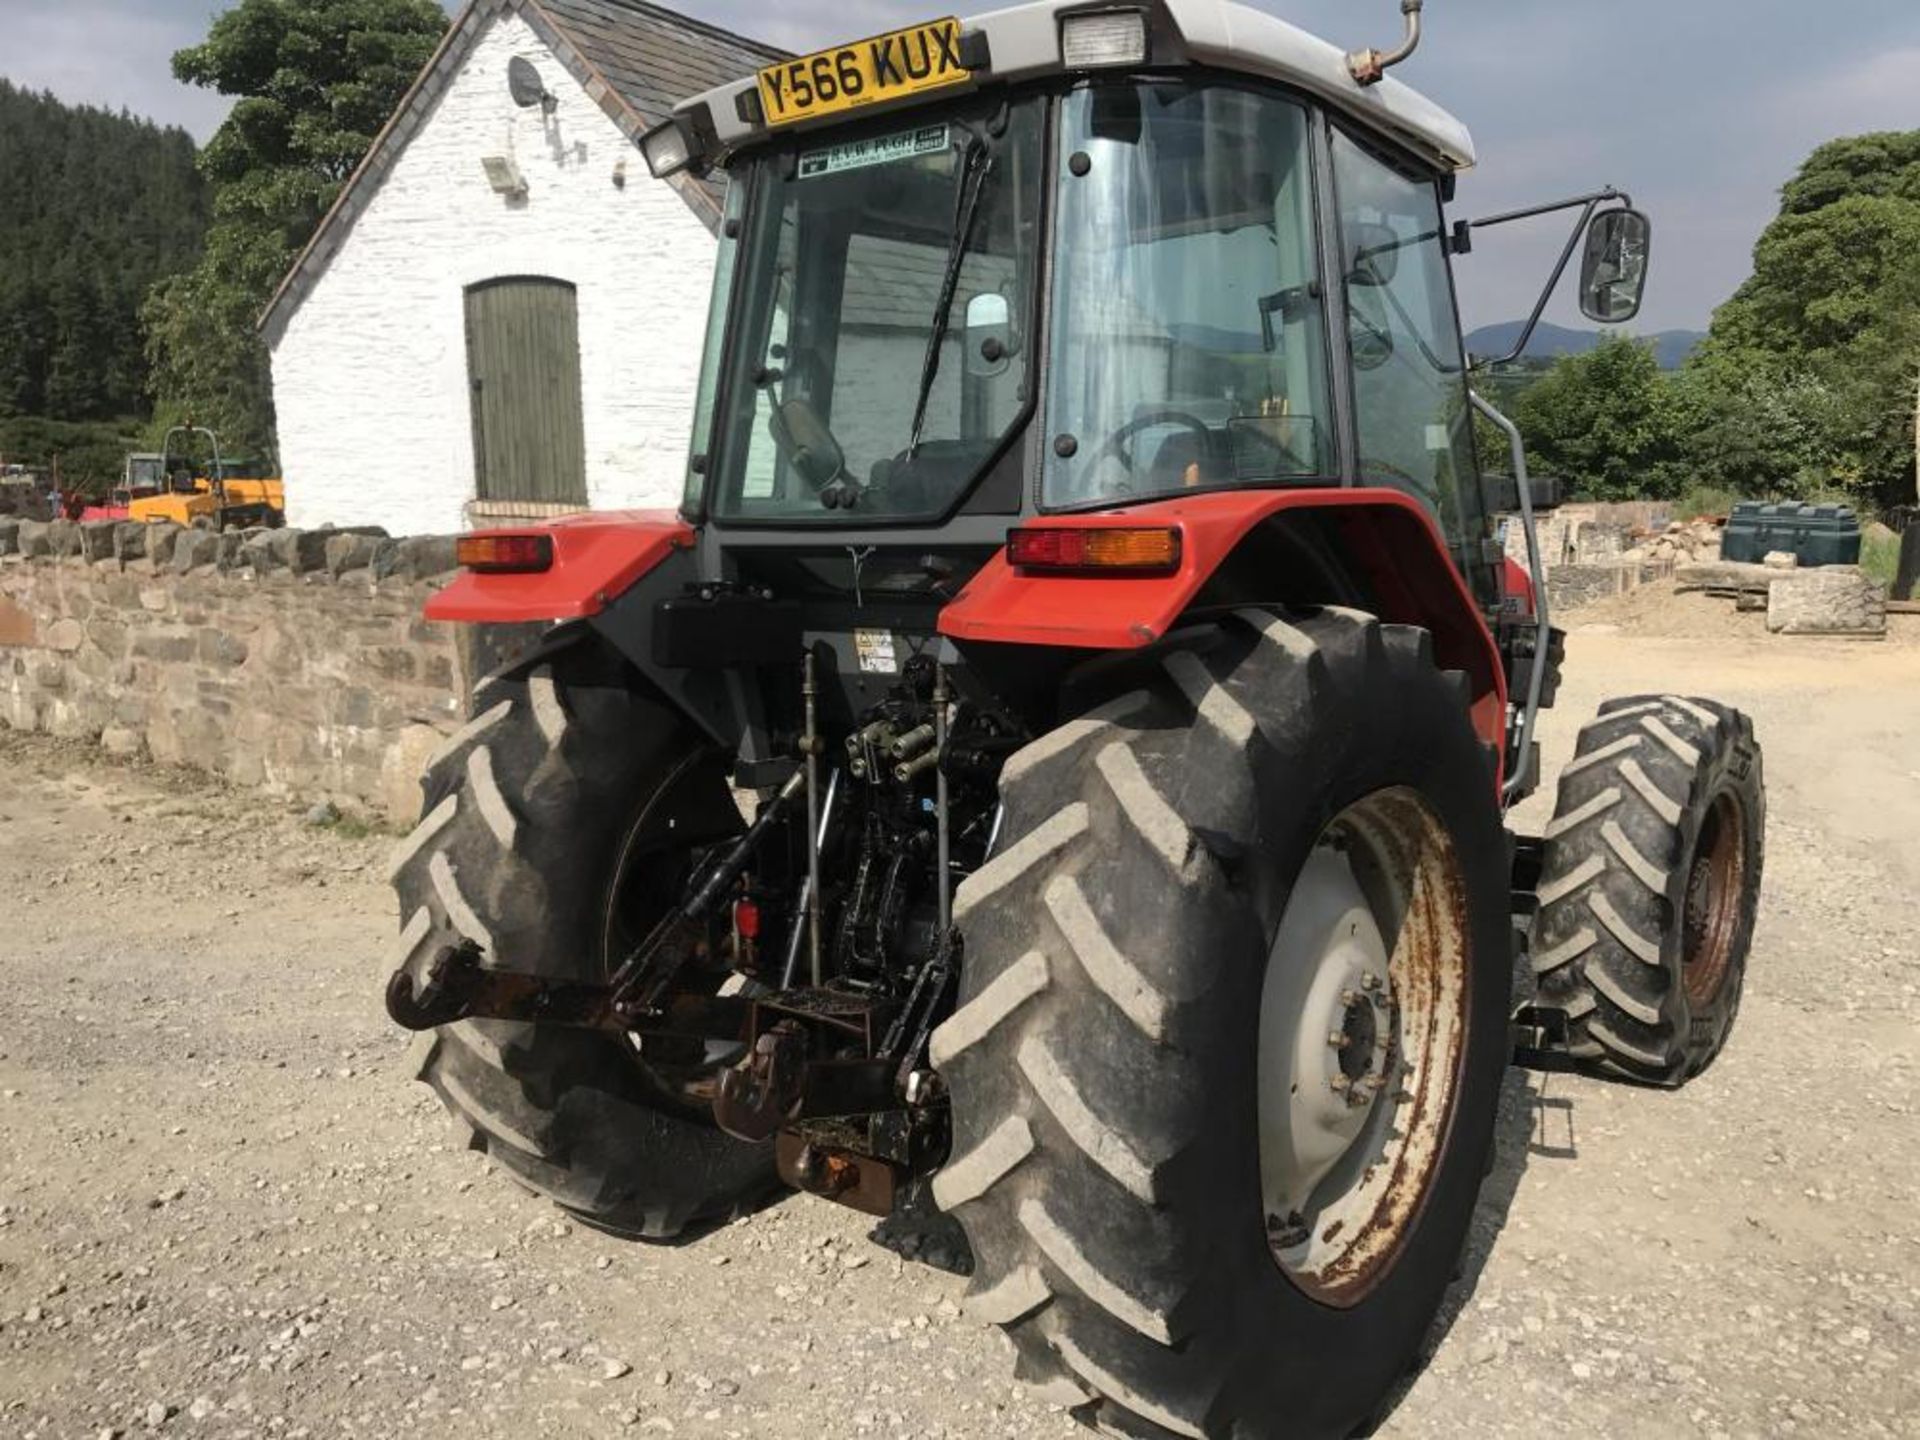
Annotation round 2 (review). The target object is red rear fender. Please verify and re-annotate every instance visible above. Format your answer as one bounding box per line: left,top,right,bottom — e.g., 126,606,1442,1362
937,488,1508,756
424,510,695,624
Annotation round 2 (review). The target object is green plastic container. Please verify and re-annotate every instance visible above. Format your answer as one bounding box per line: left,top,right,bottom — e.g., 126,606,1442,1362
1720,502,1861,567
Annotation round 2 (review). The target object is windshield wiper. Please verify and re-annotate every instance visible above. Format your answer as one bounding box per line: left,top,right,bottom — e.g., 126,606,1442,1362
905,135,993,460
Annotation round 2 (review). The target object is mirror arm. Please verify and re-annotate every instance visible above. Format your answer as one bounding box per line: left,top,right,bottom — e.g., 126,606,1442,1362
1460,188,1635,370
1467,186,1628,233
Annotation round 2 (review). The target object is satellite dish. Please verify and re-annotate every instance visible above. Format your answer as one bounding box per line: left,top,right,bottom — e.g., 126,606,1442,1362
508,56,555,112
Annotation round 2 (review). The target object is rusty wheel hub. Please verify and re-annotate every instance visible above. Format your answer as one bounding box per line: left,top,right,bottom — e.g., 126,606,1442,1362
1682,789,1748,1009
1258,790,1470,1307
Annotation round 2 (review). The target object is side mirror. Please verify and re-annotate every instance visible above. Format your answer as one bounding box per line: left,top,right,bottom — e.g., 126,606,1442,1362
1348,221,1400,288
1579,209,1651,324
964,291,1012,377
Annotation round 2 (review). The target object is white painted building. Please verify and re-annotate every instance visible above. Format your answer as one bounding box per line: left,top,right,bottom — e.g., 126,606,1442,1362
262,0,782,536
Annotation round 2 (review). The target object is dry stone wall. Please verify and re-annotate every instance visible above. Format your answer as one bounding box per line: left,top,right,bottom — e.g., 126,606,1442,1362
0,517,477,818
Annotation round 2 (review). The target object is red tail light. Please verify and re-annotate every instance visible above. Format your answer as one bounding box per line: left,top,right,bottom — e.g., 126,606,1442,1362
1007,526,1182,574
457,533,554,573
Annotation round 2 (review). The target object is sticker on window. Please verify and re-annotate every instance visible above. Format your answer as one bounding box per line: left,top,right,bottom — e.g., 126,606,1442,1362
798,125,949,181
854,629,899,674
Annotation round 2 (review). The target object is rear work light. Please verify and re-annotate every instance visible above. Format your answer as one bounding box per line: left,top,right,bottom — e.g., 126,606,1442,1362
640,116,695,178
457,533,554,573
1007,526,1182,574
1061,10,1150,69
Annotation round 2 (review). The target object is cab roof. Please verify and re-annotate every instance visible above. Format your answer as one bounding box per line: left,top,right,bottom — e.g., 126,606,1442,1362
675,0,1475,174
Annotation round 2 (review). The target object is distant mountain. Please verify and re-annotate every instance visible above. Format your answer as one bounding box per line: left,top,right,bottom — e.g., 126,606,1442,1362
1464,320,1705,370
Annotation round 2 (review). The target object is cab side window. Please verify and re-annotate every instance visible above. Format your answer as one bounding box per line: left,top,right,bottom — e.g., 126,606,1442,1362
1331,132,1483,546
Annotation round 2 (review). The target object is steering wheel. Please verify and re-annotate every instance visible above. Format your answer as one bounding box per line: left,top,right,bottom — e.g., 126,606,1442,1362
1093,409,1218,476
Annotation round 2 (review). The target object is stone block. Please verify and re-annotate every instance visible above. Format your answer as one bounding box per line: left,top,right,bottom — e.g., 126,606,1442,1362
15,520,50,558
268,528,331,574
324,532,382,577
113,522,150,563
197,629,249,667
43,618,85,653
0,519,19,555
379,534,459,581
364,646,418,682
215,531,245,569
85,619,130,658
239,531,282,574
145,524,181,568
380,723,449,819
79,521,120,562
47,520,81,557
1763,550,1798,571
131,629,198,663
1767,568,1886,637
172,528,221,572
139,586,171,613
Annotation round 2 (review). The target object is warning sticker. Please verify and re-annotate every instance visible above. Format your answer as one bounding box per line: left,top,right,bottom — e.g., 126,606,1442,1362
798,125,949,181
854,629,899,674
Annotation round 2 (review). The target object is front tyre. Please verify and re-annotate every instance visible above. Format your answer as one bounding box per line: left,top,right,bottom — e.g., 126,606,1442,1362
933,609,1511,1440
1529,695,1765,1084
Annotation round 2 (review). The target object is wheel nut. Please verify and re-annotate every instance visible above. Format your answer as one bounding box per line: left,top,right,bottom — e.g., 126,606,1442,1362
1327,1030,1349,1049
1329,1074,1351,1093
1361,973,1382,992
1341,989,1361,1007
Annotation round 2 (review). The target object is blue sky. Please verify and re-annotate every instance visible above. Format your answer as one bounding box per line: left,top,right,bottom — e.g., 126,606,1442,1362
3,0,1917,331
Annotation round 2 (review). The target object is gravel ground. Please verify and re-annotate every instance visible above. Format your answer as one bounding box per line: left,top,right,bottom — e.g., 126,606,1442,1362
1,602,1917,1440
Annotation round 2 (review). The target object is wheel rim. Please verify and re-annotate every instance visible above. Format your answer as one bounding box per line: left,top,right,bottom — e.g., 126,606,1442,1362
1258,788,1471,1307
1681,789,1747,1008
599,753,749,1102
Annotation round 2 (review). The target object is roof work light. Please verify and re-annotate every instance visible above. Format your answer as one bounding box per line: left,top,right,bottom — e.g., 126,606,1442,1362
1060,10,1151,68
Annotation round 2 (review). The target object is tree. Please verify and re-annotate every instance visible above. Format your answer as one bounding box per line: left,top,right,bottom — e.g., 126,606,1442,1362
1684,131,1920,508
0,79,207,424
143,0,447,451
1509,334,1682,501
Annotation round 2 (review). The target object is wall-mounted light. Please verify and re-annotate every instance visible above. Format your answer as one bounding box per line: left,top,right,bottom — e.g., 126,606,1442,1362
481,155,527,198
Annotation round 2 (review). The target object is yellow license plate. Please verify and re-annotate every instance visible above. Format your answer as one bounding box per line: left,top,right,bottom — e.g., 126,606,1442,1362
757,18,971,129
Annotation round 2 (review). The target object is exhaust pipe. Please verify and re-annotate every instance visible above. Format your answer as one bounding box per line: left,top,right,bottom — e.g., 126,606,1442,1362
1347,0,1423,87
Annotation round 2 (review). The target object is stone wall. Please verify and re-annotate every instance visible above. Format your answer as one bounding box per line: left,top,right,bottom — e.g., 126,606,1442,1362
0,517,472,818
1545,558,1678,614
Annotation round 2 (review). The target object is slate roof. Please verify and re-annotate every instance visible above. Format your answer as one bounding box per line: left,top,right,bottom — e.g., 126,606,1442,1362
261,0,785,345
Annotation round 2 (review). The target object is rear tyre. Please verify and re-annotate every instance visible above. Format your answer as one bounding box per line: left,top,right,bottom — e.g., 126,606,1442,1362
934,608,1511,1440
1529,695,1765,1084
390,630,776,1237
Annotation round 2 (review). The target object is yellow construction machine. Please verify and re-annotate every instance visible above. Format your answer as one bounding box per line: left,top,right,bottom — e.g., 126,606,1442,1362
127,425,285,529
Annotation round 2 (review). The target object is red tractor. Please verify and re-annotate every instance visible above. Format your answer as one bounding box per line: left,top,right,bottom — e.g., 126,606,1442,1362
385,4,1764,1434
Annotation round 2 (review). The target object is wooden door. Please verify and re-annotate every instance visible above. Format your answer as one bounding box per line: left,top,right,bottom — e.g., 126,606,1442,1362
464,277,588,506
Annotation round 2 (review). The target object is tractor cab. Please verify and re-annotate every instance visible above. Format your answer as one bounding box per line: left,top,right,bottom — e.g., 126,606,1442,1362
643,0,1645,629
